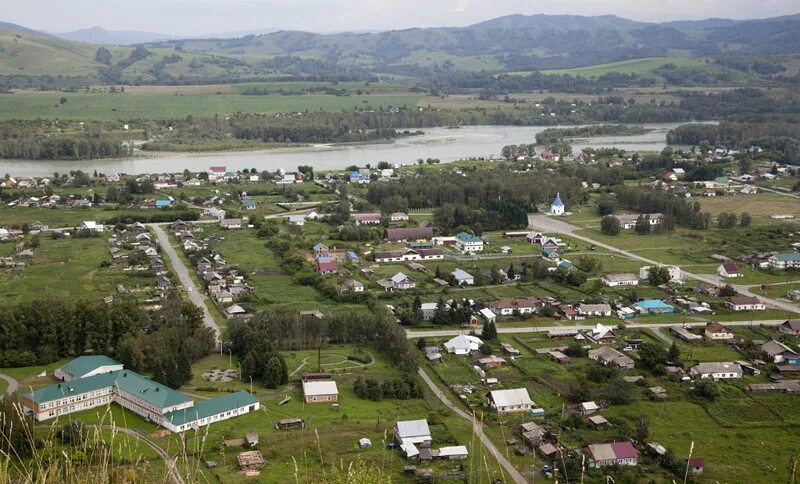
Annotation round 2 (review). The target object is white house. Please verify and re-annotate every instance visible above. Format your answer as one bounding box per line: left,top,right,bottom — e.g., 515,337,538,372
577,304,613,317
288,215,306,226
639,265,682,283
717,262,743,278
727,296,766,311
451,269,475,285
550,193,565,216
689,362,742,380
82,221,105,232
602,273,639,287
454,232,483,253
479,308,497,323
389,212,409,222
444,335,483,355
488,388,534,413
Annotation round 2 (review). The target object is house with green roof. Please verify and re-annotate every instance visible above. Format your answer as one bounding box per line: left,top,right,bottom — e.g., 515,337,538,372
454,232,483,253
54,355,124,381
769,252,800,270
23,357,259,433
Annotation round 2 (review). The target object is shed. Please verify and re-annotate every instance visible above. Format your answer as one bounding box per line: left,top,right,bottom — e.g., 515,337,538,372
689,457,704,474
588,415,609,427
359,438,372,448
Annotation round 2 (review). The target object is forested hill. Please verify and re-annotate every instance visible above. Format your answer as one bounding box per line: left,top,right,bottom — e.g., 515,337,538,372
1,12,799,87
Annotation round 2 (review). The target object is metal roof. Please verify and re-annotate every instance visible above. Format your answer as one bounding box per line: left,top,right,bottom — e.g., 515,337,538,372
164,391,258,426
59,355,122,378
396,419,430,439
489,388,533,408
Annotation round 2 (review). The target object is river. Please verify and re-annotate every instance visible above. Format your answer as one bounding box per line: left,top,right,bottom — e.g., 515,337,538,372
0,123,692,177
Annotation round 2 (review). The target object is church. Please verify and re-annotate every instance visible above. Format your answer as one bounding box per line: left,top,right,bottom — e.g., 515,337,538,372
550,193,565,215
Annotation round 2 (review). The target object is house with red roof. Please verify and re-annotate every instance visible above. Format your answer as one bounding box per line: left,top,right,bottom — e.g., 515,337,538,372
487,297,539,316
585,441,639,468
316,261,338,274
717,262,743,278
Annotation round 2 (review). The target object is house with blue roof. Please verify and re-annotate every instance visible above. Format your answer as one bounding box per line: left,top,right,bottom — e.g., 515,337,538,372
769,252,800,270
632,299,675,315
451,269,475,285
22,357,259,433
242,198,256,210
155,199,172,208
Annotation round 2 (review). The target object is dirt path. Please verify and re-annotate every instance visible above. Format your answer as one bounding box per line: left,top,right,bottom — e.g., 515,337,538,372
0,372,19,396
103,426,185,484
417,369,527,484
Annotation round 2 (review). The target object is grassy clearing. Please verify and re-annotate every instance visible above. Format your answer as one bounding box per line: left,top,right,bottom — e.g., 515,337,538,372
697,193,800,219
0,235,152,304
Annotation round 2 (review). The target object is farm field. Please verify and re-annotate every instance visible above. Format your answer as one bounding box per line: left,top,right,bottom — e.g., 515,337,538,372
0,85,424,121
697,192,800,219
535,57,716,77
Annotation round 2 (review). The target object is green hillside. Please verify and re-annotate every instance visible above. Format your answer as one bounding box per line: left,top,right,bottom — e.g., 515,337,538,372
0,29,103,77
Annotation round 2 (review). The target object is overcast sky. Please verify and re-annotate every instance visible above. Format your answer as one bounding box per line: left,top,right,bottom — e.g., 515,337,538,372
5,0,799,36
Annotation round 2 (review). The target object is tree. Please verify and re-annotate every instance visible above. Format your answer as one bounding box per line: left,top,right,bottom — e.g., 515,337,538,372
601,215,621,235
263,355,286,388
635,214,651,235
668,342,681,362
740,212,752,227
647,265,671,286
639,342,668,373
634,415,650,443
689,380,720,401
94,47,112,65
479,343,492,355
719,284,737,297
575,255,601,273
597,199,615,216
482,320,497,340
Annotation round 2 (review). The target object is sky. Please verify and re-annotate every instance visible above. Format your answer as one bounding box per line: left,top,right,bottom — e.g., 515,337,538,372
4,0,799,36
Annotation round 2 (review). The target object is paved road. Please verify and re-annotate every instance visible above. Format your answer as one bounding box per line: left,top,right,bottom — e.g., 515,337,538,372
407,319,786,339
417,369,527,484
150,224,220,345
111,426,185,484
528,215,800,315
0,372,19,396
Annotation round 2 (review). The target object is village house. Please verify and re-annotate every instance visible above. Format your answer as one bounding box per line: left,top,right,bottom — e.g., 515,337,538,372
639,265,682,283
316,260,338,274
454,232,484,253
727,296,766,311
220,219,243,229
389,212,410,222
384,227,433,242
396,419,432,458
488,388,534,413
489,297,538,316
617,213,663,230
761,340,800,364
671,326,703,343
338,279,364,293
451,269,475,285
768,253,800,270
302,377,339,404
584,323,616,344
443,335,482,355
704,322,735,340
585,442,639,468
602,273,639,287
689,362,743,380
377,272,416,292
588,346,635,370
631,299,675,315
717,262,743,278
577,304,613,318
354,213,381,225
478,355,507,369
373,248,444,263
479,308,497,323
780,320,800,336
288,215,305,226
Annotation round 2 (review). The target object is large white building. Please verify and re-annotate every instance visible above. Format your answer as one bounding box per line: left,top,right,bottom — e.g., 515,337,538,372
23,357,259,433
639,265,682,283
454,232,484,253
689,362,742,380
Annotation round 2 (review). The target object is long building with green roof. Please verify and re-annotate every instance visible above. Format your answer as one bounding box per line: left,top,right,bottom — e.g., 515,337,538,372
22,357,259,433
